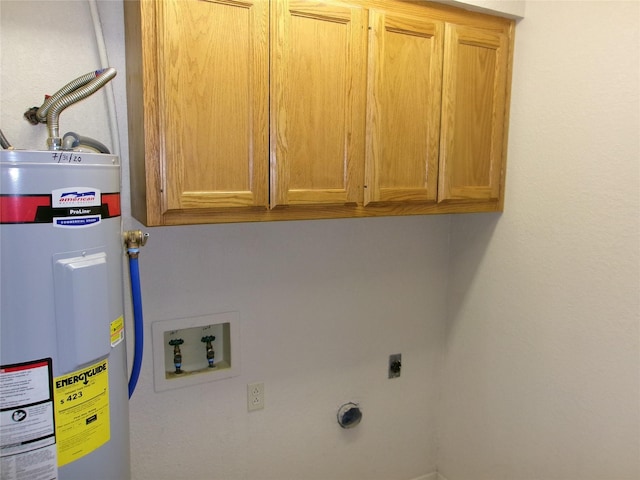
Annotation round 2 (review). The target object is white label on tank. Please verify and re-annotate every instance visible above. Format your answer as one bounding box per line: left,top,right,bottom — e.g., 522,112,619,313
51,188,102,228
0,359,57,480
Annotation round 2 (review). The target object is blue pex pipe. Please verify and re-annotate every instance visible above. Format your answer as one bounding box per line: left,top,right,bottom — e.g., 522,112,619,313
127,253,144,398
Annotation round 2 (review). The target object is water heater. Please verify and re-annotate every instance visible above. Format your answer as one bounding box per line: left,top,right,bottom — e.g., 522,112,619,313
0,150,130,480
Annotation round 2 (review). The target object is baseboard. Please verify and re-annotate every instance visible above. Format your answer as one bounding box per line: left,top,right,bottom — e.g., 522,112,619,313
409,473,449,480
410,473,440,480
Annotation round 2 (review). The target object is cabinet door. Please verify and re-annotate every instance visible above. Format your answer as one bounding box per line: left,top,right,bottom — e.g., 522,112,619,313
438,24,508,203
271,0,367,207
158,0,269,212
364,10,443,206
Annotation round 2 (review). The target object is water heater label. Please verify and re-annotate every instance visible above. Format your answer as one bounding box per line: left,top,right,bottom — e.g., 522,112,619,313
110,316,125,348
0,359,58,480
53,359,110,467
51,187,102,228
52,188,101,208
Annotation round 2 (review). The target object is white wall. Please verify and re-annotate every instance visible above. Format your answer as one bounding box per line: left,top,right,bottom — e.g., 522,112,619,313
439,2,640,479
2,1,639,480
132,216,449,480
0,2,448,479
435,0,525,19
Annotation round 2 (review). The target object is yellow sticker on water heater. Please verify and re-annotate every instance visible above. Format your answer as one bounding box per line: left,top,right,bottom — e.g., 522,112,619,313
110,316,125,347
54,359,110,467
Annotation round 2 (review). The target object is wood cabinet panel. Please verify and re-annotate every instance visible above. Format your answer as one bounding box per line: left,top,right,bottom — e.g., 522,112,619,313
127,0,269,223
438,23,509,203
364,10,443,205
271,0,367,207
160,0,269,211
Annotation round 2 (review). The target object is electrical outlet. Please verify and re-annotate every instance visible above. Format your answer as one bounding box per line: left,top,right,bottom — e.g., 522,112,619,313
247,382,264,411
389,353,402,378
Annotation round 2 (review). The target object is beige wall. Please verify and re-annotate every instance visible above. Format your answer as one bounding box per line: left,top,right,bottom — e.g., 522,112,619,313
435,0,525,19
0,2,447,479
1,1,638,480
439,1,640,479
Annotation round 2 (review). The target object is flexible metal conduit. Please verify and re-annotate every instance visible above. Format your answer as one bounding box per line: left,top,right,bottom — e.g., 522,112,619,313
0,129,11,149
45,68,117,150
35,71,99,123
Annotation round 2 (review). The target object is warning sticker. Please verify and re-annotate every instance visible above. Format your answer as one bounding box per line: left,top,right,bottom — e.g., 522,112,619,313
110,317,125,348
0,359,57,480
53,359,109,467
0,360,52,410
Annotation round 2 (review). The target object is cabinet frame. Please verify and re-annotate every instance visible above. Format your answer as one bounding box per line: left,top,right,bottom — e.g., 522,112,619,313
125,0,515,226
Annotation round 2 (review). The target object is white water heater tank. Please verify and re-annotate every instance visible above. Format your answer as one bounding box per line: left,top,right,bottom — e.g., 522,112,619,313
0,150,130,480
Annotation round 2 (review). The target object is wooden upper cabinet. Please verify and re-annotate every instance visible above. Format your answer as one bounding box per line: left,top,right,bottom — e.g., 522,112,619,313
160,0,269,212
125,0,515,225
364,10,443,206
270,0,367,207
126,0,269,225
438,23,509,204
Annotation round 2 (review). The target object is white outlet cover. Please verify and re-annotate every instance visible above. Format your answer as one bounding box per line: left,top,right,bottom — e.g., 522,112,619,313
151,311,241,393
247,382,264,411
